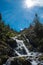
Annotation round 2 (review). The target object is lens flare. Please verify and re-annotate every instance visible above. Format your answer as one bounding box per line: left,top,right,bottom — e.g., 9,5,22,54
24,0,36,8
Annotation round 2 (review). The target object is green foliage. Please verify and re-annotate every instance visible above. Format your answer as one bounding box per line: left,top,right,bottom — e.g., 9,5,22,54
0,14,18,38
0,13,18,41
0,55,9,65
34,14,43,38
0,13,18,64
33,14,43,51
22,14,43,52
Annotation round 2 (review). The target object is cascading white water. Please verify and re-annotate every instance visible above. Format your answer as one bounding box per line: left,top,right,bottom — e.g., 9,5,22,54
3,35,43,65
23,34,29,43
31,60,38,65
14,50,21,56
15,39,30,56
12,34,31,56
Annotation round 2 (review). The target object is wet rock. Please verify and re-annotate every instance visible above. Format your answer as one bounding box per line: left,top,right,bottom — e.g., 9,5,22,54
10,57,32,65
11,60,19,65
6,39,17,49
38,63,42,65
22,60,31,65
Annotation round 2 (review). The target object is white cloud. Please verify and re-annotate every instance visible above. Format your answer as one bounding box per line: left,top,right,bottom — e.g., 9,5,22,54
33,0,43,7
23,0,43,9
5,0,43,7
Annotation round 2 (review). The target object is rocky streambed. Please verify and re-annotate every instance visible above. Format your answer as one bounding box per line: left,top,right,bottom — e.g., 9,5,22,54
3,52,43,65
2,36,43,65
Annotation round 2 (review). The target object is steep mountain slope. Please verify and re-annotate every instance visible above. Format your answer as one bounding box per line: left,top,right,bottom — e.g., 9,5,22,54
20,14,43,52
0,14,18,64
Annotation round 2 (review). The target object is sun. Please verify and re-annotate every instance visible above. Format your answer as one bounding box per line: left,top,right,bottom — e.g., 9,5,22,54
24,0,36,8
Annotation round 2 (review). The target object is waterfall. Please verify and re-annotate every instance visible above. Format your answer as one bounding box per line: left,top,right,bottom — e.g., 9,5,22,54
23,34,29,43
31,60,38,65
14,39,30,56
3,34,43,65
14,50,21,56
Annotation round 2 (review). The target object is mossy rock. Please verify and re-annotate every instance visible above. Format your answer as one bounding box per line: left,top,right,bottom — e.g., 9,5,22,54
10,57,31,65
0,55,9,64
38,55,43,61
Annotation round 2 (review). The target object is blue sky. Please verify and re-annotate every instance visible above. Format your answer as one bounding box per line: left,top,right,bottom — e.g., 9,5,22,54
0,0,43,32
